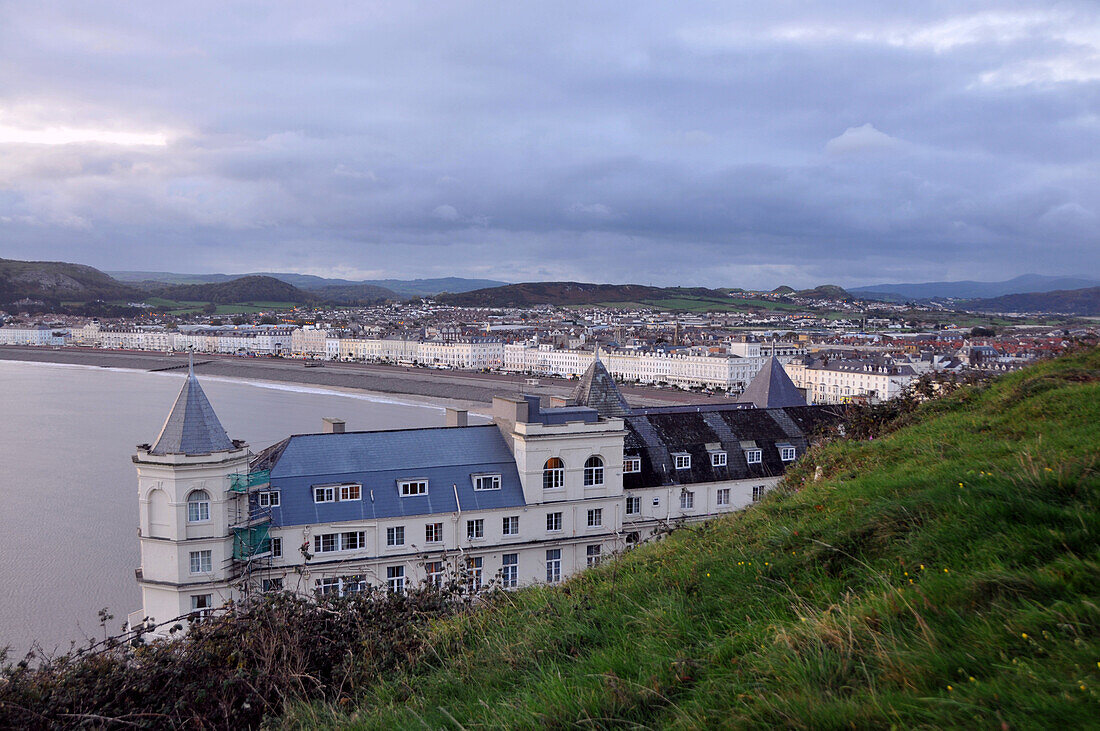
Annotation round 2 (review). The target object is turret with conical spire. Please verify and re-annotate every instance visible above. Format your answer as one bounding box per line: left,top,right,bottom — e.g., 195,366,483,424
149,355,235,455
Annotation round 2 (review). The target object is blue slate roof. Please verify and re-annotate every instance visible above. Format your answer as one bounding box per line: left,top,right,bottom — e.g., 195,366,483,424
149,365,234,455
255,425,526,525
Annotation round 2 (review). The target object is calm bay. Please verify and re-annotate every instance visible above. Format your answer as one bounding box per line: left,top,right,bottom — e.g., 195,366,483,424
0,360,467,657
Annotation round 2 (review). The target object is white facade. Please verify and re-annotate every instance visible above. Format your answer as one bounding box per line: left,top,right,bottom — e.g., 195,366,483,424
785,360,916,404
0,324,67,346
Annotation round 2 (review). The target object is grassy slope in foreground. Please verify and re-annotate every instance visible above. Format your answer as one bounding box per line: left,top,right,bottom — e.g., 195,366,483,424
294,349,1100,729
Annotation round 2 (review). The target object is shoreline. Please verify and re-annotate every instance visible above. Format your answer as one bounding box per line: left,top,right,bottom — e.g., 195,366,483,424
0,346,711,411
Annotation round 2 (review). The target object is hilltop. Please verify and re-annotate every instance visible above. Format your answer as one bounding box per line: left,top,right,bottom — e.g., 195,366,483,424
110,270,502,297
0,258,139,305
295,348,1098,727
151,276,319,305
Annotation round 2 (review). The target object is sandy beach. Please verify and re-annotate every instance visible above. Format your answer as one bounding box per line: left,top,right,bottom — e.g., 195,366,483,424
0,346,713,412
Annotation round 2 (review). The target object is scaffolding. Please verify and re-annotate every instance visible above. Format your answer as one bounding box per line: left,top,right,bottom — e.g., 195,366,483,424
227,468,277,599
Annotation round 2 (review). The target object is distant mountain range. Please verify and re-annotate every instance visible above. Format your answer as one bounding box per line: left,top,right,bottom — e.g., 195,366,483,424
108,271,507,298
964,287,1100,316
435,281,851,308
851,274,1100,302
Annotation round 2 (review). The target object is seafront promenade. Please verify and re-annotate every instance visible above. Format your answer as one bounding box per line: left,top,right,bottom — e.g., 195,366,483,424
0,346,710,409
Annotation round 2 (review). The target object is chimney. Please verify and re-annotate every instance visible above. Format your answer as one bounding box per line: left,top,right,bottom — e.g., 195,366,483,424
445,408,468,427
322,417,345,434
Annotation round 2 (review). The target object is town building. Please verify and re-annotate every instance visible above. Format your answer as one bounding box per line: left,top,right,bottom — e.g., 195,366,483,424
129,358,840,634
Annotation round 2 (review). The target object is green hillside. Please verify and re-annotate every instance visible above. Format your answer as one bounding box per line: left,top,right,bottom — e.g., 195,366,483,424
153,275,316,305
293,348,1100,728
0,257,139,304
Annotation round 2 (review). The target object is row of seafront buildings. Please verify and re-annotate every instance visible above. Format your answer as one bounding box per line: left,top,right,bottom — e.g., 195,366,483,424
129,355,841,635
3,321,805,392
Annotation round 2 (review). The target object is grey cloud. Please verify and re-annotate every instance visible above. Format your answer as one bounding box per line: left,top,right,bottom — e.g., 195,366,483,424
0,1,1097,288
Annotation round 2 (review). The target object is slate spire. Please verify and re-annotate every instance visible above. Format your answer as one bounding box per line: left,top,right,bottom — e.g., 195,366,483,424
149,355,235,455
736,356,806,408
571,349,632,418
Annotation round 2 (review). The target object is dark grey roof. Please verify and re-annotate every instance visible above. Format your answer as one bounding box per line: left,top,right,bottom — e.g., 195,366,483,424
736,357,806,408
621,404,842,489
571,355,632,418
149,365,235,455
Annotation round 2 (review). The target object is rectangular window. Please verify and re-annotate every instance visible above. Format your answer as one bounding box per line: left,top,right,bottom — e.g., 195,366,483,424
626,496,641,515
716,488,731,506
586,544,601,567
314,533,338,553
587,508,602,528
425,522,443,543
189,550,212,574
745,449,762,464
343,575,366,595
188,501,210,523
710,451,727,467
399,480,428,497
752,485,766,502
623,456,641,473
314,486,336,503
502,515,520,536
190,594,212,612
258,490,280,508
473,474,501,491
546,549,561,583
780,447,797,462
339,484,361,501
261,577,283,592
315,577,340,596
466,518,484,540
424,560,445,588
387,565,406,593
465,556,483,591
546,512,563,532
342,531,365,550
269,537,282,558
386,526,404,547
502,553,518,588
674,454,691,470
680,491,695,510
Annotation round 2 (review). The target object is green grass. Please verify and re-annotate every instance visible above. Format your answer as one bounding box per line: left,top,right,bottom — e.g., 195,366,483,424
283,348,1100,729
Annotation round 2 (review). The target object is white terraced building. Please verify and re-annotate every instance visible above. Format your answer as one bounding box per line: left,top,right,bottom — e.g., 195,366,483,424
128,357,840,635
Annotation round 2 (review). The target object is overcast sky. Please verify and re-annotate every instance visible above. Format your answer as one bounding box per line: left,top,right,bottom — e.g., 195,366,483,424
1,2,1098,288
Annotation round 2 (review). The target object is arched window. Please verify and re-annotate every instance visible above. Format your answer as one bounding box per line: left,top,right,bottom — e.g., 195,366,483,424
543,457,565,490
187,490,211,523
583,455,604,486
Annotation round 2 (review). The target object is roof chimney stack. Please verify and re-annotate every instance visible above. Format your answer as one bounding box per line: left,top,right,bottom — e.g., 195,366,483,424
322,417,345,434
445,408,468,427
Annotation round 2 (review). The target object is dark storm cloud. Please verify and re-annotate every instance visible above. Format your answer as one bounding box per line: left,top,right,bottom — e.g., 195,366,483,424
0,1,1097,287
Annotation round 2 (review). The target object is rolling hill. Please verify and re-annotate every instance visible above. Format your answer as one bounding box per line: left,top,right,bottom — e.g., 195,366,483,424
152,276,317,305
851,274,1100,301
436,282,734,308
964,286,1100,316
109,271,503,297
0,257,140,304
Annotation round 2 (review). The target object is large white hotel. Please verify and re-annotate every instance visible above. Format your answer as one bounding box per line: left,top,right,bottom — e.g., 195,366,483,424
128,356,838,633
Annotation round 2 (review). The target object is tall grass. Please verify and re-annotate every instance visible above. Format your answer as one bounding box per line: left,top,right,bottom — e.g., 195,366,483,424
285,348,1100,729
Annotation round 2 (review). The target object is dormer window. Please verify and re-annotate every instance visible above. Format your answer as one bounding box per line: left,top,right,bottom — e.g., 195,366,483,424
745,449,762,464
473,474,501,491
710,451,727,467
674,453,691,470
623,456,641,474
779,445,797,462
399,480,428,497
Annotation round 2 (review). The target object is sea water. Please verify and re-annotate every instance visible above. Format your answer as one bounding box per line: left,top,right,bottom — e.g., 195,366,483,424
0,360,460,657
